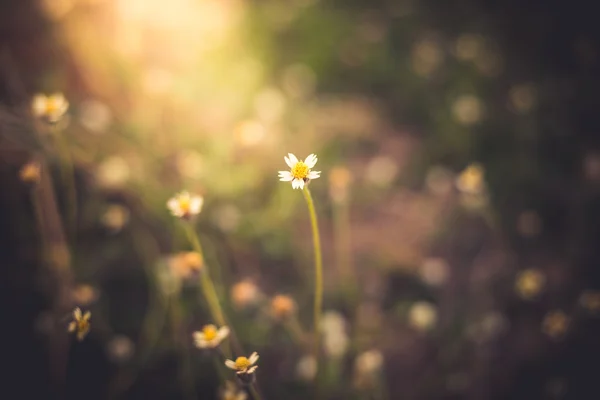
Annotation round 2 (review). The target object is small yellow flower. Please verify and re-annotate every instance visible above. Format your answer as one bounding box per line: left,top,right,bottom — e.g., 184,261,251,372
456,163,485,194
579,290,600,313
220,381,247,400
19,161,41,183
32,93,69,123
515,269,545,299
278,153,321,190
270,294,297,320
166,191,203,220
542,310,569,339
168,251,204,279
225,352,259,375
67,307,91,341
193,324,230,349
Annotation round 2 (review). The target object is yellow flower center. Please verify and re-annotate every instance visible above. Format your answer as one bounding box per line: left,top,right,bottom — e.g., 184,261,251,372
77,320,89,331
234,356,251,370
202,325,217,341
46,99,60,114
291,161,309,180
178,197,191,213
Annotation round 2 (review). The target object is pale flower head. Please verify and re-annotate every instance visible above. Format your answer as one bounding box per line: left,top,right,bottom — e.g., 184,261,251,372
355,349,384,376
225,352,259,375
231,280,261,310
542,310,570,339
278,153,321,190
220,381,247,400
71,284,100,306
193,324,230,349
32,93,69,123
408,301,438,331
295,355,317,382
168,251,203,279
167,191,204,220
515,269,545,299
67,307,91,341
579,290,600,313
106,335,135,364
270,294,297,320
456,163,485,195
19,161,41,184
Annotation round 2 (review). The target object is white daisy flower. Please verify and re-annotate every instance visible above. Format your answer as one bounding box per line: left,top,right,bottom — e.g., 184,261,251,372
67,307,91,341
278,153,321,190
167,191,203,220
225,352,259,375
193,324,230,349
32,93,69,123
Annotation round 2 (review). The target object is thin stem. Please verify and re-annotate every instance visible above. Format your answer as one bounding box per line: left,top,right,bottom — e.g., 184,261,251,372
302,186,323,377
51,125,77,239
249,382,263,400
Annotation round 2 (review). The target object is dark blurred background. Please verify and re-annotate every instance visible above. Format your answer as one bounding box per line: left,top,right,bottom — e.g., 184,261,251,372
2,0,600,399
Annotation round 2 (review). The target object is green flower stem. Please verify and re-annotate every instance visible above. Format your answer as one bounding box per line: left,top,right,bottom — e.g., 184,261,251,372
182,223,239,358
302,186,323,377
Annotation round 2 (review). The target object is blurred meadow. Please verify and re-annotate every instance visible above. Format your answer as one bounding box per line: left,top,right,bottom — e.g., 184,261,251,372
2,0,600,399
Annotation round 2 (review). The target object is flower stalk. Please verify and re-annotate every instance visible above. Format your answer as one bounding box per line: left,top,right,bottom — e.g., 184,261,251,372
302,186,323,376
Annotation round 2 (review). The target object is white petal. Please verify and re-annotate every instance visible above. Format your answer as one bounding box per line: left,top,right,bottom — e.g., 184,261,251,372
287,153,298,166
83,311,91,321
292,179,301,189
308,171,321,180
73,307,82,320
247,366,258,374
190,197,203,214
225,360,237,370
192,332,205,341
297,179,305,190
216,326,230,341
304,154,318,168
248,352,259,365
194,339,210,348
278,171,293,181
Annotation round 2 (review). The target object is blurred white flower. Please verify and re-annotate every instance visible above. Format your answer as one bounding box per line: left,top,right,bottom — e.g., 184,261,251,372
455,163,485,195
278,153,321,190
79,99,112,134
296,355,317,381
212,204,241,233
411,38,443,77
231,280,262,310
515,269,545,299
19,161,41,184
235,120,266,147
176,150,205,179
454,34,484,61
67,307,91,341
452,95,483,126
365,156,398,187
408,301,437,331
321,310,349,358
96,156,130,189
419,258,450,287
106,335,135,363
354,349,384,376
193,324,230,349
166,191,203,220
32,93,69,123
101,204,130,232
219,381,247,400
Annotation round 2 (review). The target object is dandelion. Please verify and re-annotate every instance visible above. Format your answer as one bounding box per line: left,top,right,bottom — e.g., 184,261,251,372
515,269,545,299
225,352,259,375
278,153,321,190
68,307,91,341
270,294,297,320
542,310,569,339
220,381,247,400
193,324,230,349
19,161,41,184
167,191,203,220
32,93,69,123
